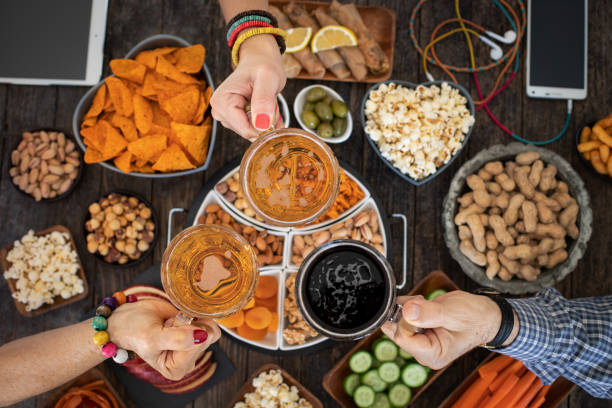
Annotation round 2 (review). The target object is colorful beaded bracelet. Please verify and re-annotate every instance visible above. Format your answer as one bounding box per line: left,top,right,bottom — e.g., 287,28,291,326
226,10,277,35
228,21,275,47
92,291,137,363
226,15,273,42
231,27,287,67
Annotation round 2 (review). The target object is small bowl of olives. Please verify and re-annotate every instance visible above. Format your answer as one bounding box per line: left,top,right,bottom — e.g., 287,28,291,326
277,93,291,128
294,84,353,144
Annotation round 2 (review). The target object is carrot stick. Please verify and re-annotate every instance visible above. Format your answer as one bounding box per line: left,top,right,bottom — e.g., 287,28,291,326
489,360,523,392
482,374,519,408
452,377,495,408
526,396,545,408
502,371,537,407
515,379,543,408
476,394,492,408
478,355,514,379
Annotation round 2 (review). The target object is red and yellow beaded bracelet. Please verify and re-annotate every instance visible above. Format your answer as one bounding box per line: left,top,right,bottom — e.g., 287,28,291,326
92,291,137,363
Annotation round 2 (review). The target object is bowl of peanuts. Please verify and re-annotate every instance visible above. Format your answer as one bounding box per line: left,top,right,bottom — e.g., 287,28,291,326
442,143,593,294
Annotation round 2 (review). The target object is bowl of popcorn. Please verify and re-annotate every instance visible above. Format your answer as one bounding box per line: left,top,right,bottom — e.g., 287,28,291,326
361,80,475,186
1,226,88,317
83,191,157,267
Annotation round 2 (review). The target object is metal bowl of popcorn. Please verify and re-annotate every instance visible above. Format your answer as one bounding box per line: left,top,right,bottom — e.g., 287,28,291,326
360,80,475,186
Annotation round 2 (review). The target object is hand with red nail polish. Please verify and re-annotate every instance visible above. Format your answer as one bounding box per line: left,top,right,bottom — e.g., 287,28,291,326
211,34,286,141
107,299,221,381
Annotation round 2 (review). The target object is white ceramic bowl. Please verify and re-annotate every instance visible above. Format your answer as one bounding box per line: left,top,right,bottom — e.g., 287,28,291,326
277,93,290,128
293,84,352,144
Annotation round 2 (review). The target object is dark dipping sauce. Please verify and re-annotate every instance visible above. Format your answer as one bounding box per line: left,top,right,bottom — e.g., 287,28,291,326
306,250,386,330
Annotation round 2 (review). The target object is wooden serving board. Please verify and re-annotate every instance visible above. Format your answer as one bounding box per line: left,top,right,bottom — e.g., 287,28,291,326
0,225,88,317
226,363,323,408
270,0,396,83
322,270,461,407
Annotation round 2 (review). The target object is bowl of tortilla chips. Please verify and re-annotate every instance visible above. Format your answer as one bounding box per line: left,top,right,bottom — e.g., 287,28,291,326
72,34,217,177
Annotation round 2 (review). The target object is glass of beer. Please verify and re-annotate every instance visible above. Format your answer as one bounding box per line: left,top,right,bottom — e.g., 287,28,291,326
161,224,258,325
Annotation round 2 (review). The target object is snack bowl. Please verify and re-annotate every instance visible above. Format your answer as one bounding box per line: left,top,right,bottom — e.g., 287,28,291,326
294,84,353,143
442,143,593,294
0,225,89,317
8,129,83,202
83,190,158,268
575,121,612,182
72,34,217,178
361,80,475,186
277,93,290,128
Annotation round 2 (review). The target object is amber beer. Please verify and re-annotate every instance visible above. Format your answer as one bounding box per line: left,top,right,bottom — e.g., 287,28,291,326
161,224,258,321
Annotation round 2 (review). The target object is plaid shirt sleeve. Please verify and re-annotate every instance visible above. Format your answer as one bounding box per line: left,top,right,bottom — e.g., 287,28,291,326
494,288,612,398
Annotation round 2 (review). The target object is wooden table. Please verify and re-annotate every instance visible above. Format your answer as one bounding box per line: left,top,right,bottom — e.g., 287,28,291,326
1,1,610,407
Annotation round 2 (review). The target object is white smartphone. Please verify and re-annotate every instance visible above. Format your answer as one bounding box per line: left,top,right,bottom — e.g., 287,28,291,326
0,0,108,86
526,0,588,100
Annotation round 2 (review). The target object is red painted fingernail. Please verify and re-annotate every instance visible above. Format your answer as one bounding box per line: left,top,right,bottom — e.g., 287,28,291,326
255,114,270,129
193,330,208,344
192,317,198,321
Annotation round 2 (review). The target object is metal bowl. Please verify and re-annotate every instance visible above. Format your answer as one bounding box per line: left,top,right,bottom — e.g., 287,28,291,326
361,80,475,186
442,143,593,294
72,34,217,178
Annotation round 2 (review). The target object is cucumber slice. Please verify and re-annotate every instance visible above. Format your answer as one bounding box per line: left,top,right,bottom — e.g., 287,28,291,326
373,339,398,362
394,356,406,367
372,337,386,352
398,349,413,360
401,363,429,388
361,369,387,392
350,351,373,374
426,289,447,301
378,362,401,383
344,373,361,396
372,393,391,408
354,385,376,408
388,384,411,407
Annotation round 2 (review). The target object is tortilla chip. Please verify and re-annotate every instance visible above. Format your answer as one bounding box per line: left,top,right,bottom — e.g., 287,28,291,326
110,59,147,84
127,134,167,162
85,84,107,118
103,93,114,112
113,151,132,173
105,77,134,117
192,86,212,125
173,44,205,74
151,102,172,127
134,164,155,173
133,158,148,167
156,55,197,84
171,121,210,165
111,114,139,142
141,73,157,97
152,143,196,172
135,46,177,69
81,117,98,128
133,94,153,134
82,122,106,152
159,86,199,124
148,123,173,138
99,120,128,158
149,71,190,96
84,147,106,163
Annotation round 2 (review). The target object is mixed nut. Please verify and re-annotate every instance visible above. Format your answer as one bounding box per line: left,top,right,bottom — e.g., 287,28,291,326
283,274,319,345
197,204,284,267
290,208,385,266
215,172,263,222
85,193,155,264
9,130,80,201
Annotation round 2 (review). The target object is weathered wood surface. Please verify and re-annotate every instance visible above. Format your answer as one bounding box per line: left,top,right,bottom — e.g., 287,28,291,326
0,1,610,407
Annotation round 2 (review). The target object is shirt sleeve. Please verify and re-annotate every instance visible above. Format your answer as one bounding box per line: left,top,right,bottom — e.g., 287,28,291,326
495,288,612,398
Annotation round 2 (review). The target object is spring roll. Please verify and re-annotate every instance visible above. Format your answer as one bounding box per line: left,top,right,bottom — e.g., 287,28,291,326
283,2,351,79
329,0,390,75
282,54,302,78
313,7,367,80
269,5,326,78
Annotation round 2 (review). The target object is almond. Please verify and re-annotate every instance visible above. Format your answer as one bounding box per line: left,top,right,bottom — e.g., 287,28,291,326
255,237,267,251
313,230,330,245
49,131,57,141
42,174,59,184
29,157,41,169
40,130,49,142
69,169,78,180
12,175,21,187
22,132,33,141
25,183,35,194
41,148,56,160
11,150,20,165
51,180,62,190
57,132,66,146
48,165,64,175
41,182,50,198
65,156,79,166
294,235,305,251
40,160,48,175
28,168,39,184
354,212,370,227
58,148,65,161
9,167,18,177
63,163,75,173
33,187,42,201
59,178,72,194
17,140,27,152
27,142,36,156
65,141,75,153
19,155,30,173
35,142,48,153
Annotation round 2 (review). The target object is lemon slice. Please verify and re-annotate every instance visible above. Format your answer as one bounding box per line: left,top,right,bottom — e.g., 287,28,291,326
285,27,312,53
311,25,358,53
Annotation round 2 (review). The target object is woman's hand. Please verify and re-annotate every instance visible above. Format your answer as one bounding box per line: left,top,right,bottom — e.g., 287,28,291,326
108,299,221,380
211,34,286,141
381,291,514,369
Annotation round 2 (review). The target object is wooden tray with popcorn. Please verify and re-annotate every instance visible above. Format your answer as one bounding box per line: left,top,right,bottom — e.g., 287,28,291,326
171,159,398,353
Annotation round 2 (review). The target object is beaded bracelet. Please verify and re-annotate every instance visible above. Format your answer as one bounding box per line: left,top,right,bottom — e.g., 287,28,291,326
231,27,287,67
226,10,278,35
226,15,273,42
92,291,137,363
228,21,275,47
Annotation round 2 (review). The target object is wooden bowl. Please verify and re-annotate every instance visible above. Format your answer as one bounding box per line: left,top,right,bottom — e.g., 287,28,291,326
227,363,323,408
322,270,460,407
0,225,88,317
43,367,127,408
437,353,575,408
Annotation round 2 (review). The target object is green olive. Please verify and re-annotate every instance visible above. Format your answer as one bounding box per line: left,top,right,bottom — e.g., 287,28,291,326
332,117,348,137
331,99,349,118
301,110,320,130
323,95,334,105
306,87,327,102
303,102,315,112
315,102,334,122
317,122,334,139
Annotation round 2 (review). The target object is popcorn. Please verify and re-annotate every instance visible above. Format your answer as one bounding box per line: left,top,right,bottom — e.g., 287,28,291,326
4,230,83,311
365,82,474,180
234,369,313,408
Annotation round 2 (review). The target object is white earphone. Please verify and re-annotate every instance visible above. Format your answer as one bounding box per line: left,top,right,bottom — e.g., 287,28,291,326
478,30,517,61
485,30,517,44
